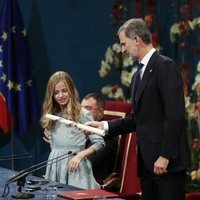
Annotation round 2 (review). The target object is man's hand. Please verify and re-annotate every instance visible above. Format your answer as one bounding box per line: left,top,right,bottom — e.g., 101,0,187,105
154,156,169,175
43,129,50,144
84,121,104,134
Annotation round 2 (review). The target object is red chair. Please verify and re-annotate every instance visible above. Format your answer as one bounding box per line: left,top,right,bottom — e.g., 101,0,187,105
103,100,133,173
186,192,200,200
103,100,132,120
119,133,141,199
102,100,141,200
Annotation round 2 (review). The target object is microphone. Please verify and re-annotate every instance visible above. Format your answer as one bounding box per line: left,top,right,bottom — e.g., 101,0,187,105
9,151,77,184
10,151,76,199
7,151,72,184
1,151,76,199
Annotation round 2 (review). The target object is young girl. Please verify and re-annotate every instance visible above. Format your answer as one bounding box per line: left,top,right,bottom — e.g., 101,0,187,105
40,71,105,189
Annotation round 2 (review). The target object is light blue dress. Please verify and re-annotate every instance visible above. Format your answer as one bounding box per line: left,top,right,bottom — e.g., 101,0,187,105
45,109,105,189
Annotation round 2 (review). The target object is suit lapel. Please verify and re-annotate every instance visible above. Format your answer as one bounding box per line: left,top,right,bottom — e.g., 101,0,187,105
131,74,136,101
135,51,160,107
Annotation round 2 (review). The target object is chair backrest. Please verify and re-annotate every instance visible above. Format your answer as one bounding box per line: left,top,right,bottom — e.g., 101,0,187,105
120,133,141,195
186,192,200,200
103,100,132,173
103,100,132,120
102,100,141,197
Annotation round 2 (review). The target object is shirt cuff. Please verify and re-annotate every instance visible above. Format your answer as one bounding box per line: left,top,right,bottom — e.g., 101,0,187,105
102,121,108,131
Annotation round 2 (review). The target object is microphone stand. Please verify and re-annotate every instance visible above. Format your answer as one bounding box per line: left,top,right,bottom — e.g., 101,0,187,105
11,173,33,199
2,151,76,199
7,151,73,184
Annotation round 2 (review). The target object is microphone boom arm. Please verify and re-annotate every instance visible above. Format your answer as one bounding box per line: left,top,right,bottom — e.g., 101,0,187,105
6,151,74,185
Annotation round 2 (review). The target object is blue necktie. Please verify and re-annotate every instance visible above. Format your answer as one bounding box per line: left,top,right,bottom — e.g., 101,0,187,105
133,63,144,105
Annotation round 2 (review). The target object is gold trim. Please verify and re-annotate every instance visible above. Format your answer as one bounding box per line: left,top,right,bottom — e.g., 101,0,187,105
120,133,132,192
103,110,126,118
103,109,126,172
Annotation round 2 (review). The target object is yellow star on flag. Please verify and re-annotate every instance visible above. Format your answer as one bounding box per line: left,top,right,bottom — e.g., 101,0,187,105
7,80,14,90
14,83,21,92
0,60,3,67
21,28,27,37
1,31,8,41
26,79,32,87
0,73,6,82
11,26,16,33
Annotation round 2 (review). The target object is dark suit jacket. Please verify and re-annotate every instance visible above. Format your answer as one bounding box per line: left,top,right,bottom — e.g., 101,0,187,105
108,51,190,175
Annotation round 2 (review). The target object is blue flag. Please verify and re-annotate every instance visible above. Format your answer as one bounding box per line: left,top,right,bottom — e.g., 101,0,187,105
0,0,39,136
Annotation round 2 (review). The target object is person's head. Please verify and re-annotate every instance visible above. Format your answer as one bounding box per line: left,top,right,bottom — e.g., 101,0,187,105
41,71,81,129
117,18,153,61
81,93,104,121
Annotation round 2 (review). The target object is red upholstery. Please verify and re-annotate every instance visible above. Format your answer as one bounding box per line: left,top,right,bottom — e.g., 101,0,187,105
102,100,141,199
186,192,200,200
103,100,132,121
120,133,141,195
103,100,133,172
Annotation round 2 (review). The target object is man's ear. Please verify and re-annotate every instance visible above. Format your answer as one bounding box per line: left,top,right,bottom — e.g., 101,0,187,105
98,108,104,121
133,36,140,44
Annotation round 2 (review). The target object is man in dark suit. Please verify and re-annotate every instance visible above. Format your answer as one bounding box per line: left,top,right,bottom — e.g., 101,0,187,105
85,18,190,200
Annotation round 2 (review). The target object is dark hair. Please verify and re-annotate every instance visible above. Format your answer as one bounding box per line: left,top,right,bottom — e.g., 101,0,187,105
83,93,104,108
118,18,152,44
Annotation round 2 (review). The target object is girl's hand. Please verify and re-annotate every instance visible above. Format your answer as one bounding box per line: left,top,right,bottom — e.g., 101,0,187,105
68,153,85,172
43,129,50,144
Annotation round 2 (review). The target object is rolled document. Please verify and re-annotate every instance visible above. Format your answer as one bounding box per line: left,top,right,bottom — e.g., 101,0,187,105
45,114,105,136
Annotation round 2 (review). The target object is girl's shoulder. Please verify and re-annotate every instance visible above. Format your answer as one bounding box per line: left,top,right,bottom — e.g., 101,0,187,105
80,108,94,123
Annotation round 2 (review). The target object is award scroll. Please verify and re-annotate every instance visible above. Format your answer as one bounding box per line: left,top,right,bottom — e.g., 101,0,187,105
45,114,105,136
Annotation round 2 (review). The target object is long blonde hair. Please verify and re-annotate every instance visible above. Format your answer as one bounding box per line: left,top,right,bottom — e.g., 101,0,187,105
40,71,81,130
